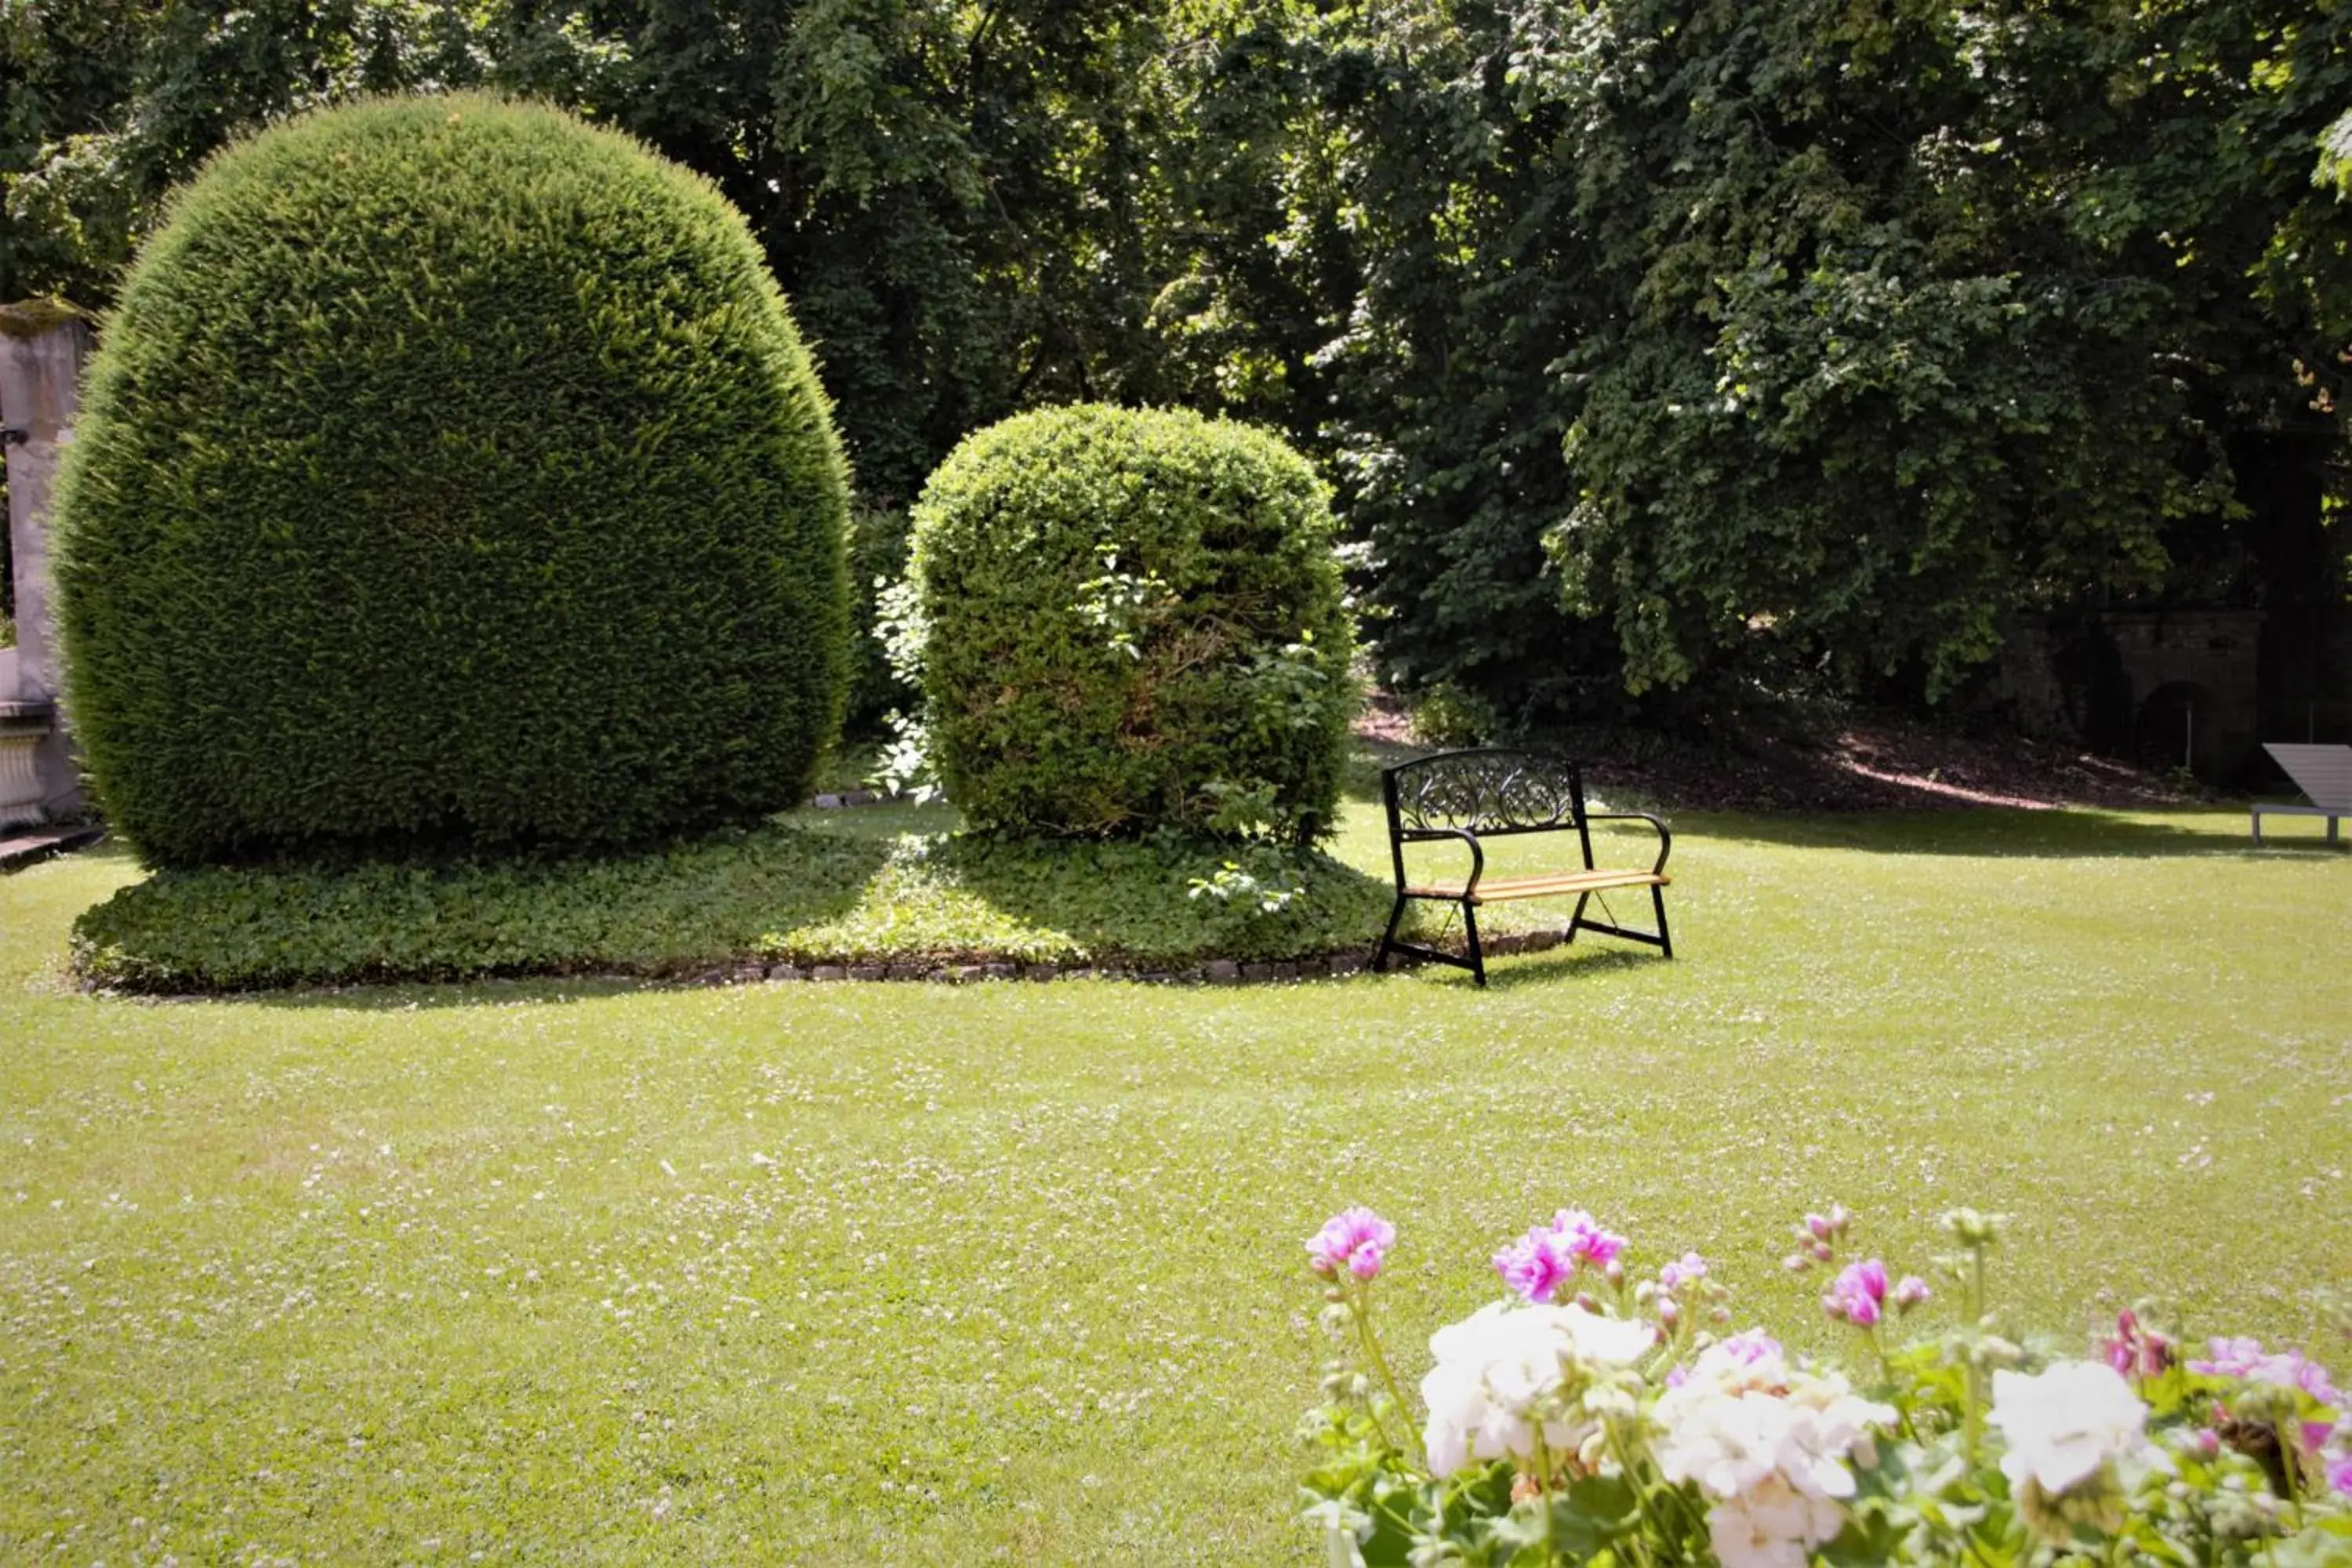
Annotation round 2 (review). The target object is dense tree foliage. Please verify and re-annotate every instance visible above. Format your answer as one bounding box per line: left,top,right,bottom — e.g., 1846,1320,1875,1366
1285,0,2352,714
6,1,2349,728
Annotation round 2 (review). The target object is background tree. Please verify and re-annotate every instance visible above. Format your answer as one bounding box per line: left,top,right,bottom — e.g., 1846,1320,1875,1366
6,0,2348,735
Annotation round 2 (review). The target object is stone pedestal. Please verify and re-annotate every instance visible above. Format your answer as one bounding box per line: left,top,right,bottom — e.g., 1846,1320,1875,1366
1,301,93,828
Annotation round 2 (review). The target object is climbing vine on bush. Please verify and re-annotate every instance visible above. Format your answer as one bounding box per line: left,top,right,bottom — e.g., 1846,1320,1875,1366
906,404,1356,843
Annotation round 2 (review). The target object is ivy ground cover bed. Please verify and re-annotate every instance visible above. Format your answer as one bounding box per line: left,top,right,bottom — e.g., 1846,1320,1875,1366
2,805,2347,1563
65,750,1609,992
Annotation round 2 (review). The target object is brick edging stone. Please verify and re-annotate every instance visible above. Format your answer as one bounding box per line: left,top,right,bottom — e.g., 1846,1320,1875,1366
690,929,1568,988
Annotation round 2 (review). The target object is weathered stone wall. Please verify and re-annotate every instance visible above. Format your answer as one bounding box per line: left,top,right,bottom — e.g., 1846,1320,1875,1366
1990,608,2274,783
1,303,93,827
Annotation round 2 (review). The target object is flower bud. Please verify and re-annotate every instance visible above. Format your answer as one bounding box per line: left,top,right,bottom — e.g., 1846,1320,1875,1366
1783,1253,1811,1274
1979,1334,2026,1369
2231,1380,2303,1425
1658,1298,1682,1329
1586,1385,1638,1421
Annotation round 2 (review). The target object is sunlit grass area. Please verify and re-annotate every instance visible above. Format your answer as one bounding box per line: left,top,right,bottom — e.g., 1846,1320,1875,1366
2,794,2347,1563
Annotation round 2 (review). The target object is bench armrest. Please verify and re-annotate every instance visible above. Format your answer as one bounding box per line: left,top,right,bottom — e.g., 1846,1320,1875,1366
1584,811,1672,876
1397,826,1486,898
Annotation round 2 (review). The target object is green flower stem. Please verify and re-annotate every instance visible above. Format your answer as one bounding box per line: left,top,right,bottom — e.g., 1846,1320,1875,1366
1862,1322,1893,1385
2274,1422,2305,1529
1604,1417,1668,1568
1962,1243,1988,1466
1350,1282,1420,1469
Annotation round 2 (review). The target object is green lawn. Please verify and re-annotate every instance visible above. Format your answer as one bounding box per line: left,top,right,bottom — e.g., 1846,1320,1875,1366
2,798,2347,1563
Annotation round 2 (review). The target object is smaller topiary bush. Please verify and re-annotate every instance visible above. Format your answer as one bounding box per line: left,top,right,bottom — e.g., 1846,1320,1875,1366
908,405,1355,842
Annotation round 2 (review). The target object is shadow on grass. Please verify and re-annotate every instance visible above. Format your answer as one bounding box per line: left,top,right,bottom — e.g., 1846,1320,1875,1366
1342,736,1423,806
1385,942,1661,991
931,833,1400,964
1683,807,2340,860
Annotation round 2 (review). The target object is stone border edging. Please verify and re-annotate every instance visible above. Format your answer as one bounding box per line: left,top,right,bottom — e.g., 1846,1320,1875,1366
807,789,890,810
688,928,1570,988
96,928,1573,1001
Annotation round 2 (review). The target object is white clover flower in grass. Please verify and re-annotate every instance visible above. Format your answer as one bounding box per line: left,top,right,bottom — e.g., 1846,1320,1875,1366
1988,1361,2152,1496
1418,1301,1653,1476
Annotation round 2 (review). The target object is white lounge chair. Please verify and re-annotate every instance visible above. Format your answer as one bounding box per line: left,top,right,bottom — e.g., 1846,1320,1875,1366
2252,743,2352,845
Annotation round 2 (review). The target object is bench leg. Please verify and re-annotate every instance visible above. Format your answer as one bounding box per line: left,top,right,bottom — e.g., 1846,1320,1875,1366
2333,816,2342,846
1564,891,1592,947
1566,887,1674,959
2252,809,2263,846
1463,902,1486,987
1373,893,1409,973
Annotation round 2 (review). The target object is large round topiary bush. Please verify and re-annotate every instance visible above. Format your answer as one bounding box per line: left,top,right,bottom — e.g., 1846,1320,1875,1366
909,405,1355,840
56,95,852,866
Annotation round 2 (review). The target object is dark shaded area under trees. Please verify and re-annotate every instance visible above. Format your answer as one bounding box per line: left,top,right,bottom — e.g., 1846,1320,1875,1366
5,0,2350,750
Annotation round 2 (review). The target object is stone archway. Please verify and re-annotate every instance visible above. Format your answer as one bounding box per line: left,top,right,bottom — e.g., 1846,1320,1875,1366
2133,680,2219,781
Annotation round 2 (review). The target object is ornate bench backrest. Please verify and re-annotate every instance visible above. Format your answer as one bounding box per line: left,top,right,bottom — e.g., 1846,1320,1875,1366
1382,749,1595,874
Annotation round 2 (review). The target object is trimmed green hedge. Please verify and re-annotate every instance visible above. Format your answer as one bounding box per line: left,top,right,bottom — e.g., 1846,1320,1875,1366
909,405,1355,841
56,95,851,867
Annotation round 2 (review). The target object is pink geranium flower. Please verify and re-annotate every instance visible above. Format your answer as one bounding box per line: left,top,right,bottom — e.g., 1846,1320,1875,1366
1657,1252,1709,1293
1720,1328,1784,1366
2189,1338,2339,1406
2101,1310,2172,1381
1824,1260,1889,1327
1494,1209,1629,1304
1307,1207,1395,1281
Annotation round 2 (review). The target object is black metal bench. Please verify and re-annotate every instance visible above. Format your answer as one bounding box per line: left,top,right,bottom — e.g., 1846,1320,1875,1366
1373,748,1673,985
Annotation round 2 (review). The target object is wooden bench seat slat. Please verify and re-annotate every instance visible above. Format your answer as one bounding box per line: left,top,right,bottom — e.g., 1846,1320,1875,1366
1405,869,1670,903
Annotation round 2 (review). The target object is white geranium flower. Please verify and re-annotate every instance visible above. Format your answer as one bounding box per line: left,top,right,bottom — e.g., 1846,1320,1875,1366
1989,1361,2151,1496
1566,1308,1658,1367
1418,1301,1653,1476
1652,1336,1894,1567
1707,1476,1849,1568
